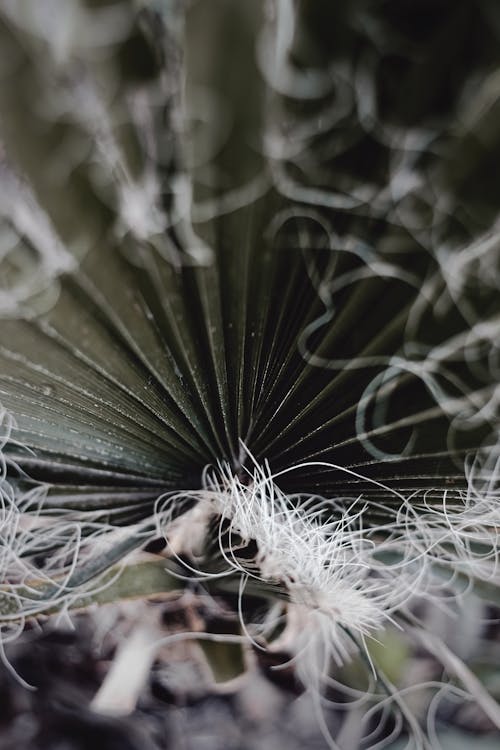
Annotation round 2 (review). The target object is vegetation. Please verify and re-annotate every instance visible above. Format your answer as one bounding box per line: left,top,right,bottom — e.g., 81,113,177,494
1,1,500,747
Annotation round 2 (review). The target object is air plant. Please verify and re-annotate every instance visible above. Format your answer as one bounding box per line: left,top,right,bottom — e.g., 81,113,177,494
1,0,500,748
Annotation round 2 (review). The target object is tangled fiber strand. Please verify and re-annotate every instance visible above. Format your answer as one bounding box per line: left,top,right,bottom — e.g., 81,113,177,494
263,0,500,474
0,0,206,322
151,444,500,747
0,406,153,647
2,424,500,744
155,443,500,678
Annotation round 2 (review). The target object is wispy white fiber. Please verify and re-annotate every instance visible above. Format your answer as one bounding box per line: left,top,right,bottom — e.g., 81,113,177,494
0,407,145,641
0,165,76,317
152,440,500,701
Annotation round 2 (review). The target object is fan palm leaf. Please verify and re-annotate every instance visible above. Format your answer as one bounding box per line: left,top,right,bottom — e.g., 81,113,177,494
1,0,500,746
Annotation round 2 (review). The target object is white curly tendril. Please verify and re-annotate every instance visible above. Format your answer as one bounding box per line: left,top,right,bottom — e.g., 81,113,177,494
155,441,500,699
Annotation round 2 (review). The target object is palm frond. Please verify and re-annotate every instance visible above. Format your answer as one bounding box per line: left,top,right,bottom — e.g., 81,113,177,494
1,0,500,746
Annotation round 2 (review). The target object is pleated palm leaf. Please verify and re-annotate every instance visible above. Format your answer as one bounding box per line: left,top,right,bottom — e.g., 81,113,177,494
1,0,500,746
